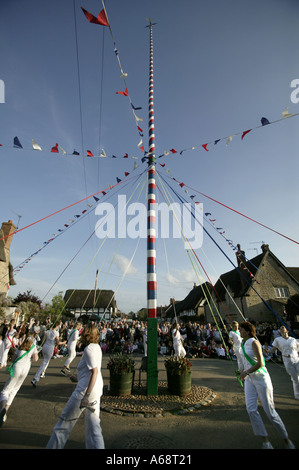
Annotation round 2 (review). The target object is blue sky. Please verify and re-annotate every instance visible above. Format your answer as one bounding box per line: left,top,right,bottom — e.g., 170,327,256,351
1,0,299,314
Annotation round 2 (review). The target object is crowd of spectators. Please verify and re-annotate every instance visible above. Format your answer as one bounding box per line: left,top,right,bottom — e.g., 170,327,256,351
1,316,296,364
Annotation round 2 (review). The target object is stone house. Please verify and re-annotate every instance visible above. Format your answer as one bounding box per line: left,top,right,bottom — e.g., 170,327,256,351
204,243,299,324
0,220,16,302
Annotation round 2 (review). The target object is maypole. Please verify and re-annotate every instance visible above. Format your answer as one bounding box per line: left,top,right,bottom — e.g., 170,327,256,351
146,19,158,395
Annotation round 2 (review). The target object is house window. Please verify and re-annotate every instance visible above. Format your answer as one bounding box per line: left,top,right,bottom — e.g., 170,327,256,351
274,287,290,298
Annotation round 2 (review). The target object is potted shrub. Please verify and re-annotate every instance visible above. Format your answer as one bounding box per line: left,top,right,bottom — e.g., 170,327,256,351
164,356,192,396
107,353,135,396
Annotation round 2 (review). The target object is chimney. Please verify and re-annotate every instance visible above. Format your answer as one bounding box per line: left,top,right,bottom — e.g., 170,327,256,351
1,220,16,250
236,243,247,290
236,243,246,268
261,244,269,253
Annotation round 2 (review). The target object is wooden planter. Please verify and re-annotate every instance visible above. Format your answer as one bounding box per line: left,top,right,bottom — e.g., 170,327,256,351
109,371,134,396
167,371,192,396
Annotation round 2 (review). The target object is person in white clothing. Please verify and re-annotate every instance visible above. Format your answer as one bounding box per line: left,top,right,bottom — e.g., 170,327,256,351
228,321,243,371
265,325,299,400
46,324,105,449
172,322,186,358
0,320,16,369
0,334,38,426
60,322,82,376
31,321,65,387
238,321,295,449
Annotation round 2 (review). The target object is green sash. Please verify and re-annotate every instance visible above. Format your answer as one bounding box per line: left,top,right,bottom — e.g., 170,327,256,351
241,341,267,375
232,330,241,336
68,329,77,340
6,344,35,378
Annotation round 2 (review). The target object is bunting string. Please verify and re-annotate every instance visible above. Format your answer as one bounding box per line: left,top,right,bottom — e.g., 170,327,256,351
3,107,298,163
81,1,146,155
11,170,146,278
0,169,146,245
158,169,299,246
41,170,148,306
157,169,295,334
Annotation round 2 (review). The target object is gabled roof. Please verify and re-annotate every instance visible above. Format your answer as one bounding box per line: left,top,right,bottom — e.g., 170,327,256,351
64,289,117,309
286,267,299,284
213,244,299,301
167,282,213,315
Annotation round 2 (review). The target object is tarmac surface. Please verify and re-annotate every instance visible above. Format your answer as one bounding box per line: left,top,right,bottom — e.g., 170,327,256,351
0,353,298,452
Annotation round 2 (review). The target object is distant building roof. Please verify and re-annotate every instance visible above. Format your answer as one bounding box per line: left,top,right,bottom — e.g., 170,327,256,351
64,289,117,310
167,282,213,316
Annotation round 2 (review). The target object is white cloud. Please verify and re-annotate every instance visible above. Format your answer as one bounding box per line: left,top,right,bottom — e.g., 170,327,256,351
113,254,138,276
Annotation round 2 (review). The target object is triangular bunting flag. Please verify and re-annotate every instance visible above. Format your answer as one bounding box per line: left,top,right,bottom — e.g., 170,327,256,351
202,144,209,151
51,143,59,153
241,129,252,140
32,139,42,151
226,135,235,146
87,150,93,157
116,88,129,96
13,136,23,148
261,117,270,126
81,7,109,26
282,107,293,119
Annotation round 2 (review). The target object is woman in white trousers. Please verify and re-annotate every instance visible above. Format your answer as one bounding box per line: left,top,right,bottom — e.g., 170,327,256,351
172,322,186,358
0,335,38,426
61,322,82,375
228,321,243,371
0,320,16,368
266,325,299,400
239,321,295,449
46,324,105,449
31,321,65,387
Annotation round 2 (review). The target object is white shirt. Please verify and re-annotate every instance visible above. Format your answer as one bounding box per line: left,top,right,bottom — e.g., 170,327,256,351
75,343,103,397
272,336,299,359
43,329,59,348
229,330,242,349
14,344,38,367
67,329,80,347
240,337,267,376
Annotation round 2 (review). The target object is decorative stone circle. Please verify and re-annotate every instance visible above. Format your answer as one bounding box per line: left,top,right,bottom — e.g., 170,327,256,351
101,381,216,416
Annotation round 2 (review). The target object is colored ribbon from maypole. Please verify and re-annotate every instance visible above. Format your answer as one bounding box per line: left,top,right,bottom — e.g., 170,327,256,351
146,19,158,396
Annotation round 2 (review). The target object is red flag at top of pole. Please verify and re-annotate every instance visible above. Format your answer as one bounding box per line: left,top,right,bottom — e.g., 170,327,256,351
81,7,109,26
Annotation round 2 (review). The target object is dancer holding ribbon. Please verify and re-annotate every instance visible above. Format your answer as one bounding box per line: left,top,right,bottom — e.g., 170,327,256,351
0,334,38,427
0,319,16,369
229,321,243,371
238,321,295,449
265,325,299,400
60,321,82,376
46,324,104,449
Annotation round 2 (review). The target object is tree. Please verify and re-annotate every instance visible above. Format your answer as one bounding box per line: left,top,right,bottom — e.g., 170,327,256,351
14,290,42,308
44,292,66,321
17,301,41,323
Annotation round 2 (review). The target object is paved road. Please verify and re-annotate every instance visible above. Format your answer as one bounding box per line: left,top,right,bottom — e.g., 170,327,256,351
0,354,298,451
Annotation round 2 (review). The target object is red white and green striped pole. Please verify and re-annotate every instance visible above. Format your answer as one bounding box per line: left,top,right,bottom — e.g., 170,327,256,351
146,19,158,395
